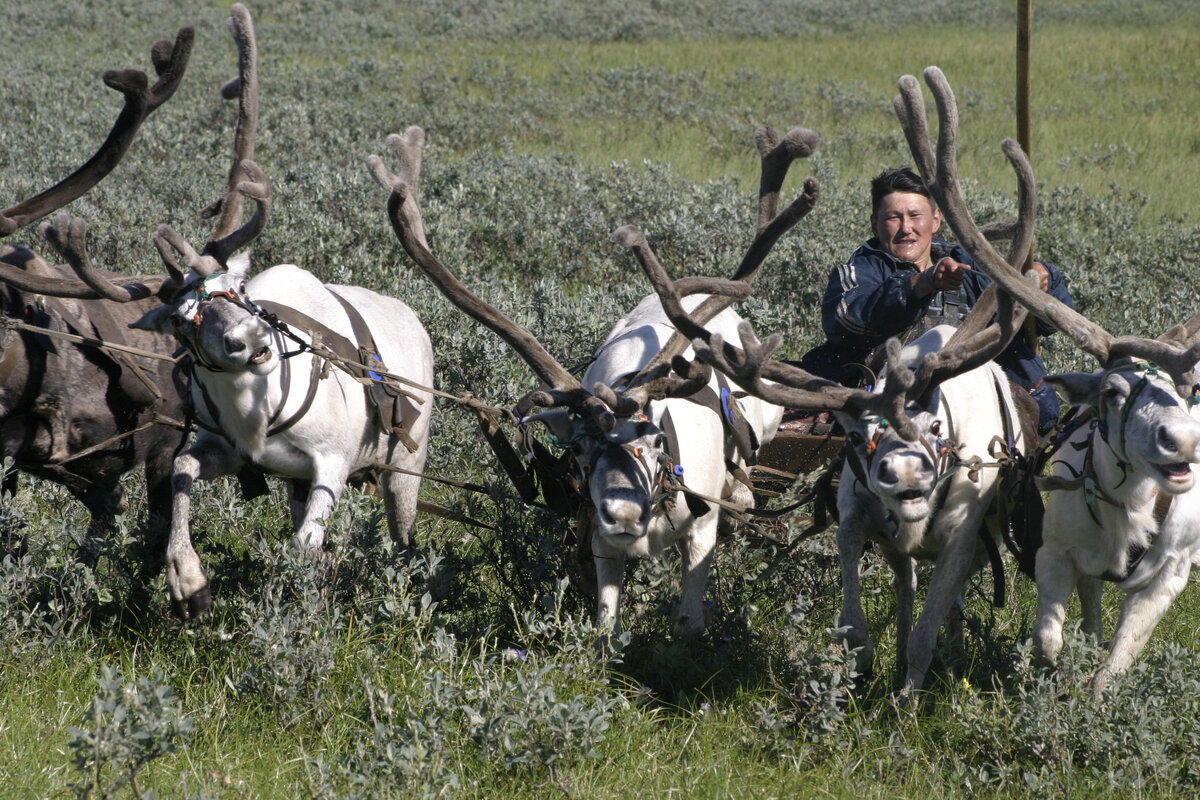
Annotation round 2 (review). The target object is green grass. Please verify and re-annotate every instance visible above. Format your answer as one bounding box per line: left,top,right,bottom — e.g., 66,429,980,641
370,19,1200,226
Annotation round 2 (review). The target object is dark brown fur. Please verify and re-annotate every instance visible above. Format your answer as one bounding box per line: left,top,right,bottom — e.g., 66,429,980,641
0,246,185,563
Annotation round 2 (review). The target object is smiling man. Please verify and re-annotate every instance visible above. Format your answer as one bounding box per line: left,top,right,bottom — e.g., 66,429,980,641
799,167,1074,433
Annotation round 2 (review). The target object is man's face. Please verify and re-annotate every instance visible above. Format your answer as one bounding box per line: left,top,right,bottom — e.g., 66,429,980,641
871,191,943,266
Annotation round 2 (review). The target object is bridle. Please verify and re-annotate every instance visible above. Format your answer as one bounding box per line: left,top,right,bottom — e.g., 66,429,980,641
168,273,308,372
844,412,958,497
1040,363,1189,581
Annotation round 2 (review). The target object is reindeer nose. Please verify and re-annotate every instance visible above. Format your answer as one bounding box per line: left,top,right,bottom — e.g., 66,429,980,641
876,452,930,489
598,497,650,537
1159,424,1200,462
224,334,246,355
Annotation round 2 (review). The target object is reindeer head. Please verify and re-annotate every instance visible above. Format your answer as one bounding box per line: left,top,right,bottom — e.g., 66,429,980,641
1047,362,1200,494
132,250,275,375
836,333,958,524
528,404,671,539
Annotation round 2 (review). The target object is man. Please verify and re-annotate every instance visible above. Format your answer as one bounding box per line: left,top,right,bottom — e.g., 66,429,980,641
800,167,1074,433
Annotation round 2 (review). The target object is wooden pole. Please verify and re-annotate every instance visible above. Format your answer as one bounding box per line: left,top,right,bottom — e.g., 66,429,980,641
1016,0,1038,350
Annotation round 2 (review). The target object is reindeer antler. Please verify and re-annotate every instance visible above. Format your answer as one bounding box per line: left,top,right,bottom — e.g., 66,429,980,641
897,67,1200,389
149,4,270,292
369,126,625,429
624,109,1034,439
0,27,192,299
621,126,821,392
0,27,192,237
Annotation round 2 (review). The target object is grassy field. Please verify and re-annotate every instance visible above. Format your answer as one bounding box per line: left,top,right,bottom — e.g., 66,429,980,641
381,22,1200,228
3,1,1200,797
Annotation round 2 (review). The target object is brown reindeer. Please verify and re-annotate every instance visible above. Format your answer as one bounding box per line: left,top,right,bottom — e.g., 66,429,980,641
0,26,192,564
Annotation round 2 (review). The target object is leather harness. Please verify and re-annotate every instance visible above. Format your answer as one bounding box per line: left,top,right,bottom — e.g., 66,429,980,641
177,287,423,458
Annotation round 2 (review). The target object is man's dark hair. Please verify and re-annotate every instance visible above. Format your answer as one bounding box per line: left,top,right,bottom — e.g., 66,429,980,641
870,167,936,217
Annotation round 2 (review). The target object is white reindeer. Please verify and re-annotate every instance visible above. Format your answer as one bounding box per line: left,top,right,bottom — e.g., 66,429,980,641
652,284,1032,690
638,64,1051,691
48,5,434,619
896,66,1200,697
1034,363,1200,696
367,124,819,639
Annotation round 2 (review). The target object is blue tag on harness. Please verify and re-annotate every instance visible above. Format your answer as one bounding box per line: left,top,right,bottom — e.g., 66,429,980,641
368,353,384,382
720,386,736,424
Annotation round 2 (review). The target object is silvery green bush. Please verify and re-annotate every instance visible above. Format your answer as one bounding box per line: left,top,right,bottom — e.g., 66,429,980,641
68,664,194,800
947,627,1200,794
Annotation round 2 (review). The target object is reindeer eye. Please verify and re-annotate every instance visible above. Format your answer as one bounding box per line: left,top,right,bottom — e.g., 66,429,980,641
931,420,942,436
239,281,247,294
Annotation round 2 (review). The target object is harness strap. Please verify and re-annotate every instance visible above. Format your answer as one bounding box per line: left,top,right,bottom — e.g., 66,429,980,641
38,296,163,408
266,342,324,438
255,296,420,452
1039,403,1177,584
658,406,712,518
326,290,423,453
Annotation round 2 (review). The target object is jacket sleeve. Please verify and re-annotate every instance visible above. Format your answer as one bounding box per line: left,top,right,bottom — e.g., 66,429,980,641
822,255,927,340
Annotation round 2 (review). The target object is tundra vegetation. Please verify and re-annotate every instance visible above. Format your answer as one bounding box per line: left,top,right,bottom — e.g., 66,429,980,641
1,0,1199,797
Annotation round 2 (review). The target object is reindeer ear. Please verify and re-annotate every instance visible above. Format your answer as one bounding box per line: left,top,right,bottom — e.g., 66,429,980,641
130,305,174,333
833,410,860,435
226,250,251,279
1043,372,1103,408
524,409,576,446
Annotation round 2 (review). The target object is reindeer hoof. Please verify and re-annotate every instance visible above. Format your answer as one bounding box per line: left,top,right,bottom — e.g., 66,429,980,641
173,586,212,621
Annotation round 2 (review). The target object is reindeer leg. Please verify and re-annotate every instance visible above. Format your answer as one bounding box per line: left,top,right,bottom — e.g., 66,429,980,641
674,512,718,641
292,458,350,553
382,456,425,556
904,518,981,693
1032,546,1078,665
836,514,876,680
168,435,240,620
1078,573,1104,639
884,547,917,685
286,480,310,531
76,484,124,569
592,531,626,641
1093,559,1191,699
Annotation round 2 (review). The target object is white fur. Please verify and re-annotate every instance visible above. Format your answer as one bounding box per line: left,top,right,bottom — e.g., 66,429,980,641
536,294,782,639
135,259,433,618
834,325,1023,692
1032,364,1200,697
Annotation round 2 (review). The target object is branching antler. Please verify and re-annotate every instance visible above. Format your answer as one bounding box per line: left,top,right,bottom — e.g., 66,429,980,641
368,126,623,428
201,3,262,263
0,27,193,237
896,66,1200,390
37,5,269,303
624,127,821,388
146,4,269,294
623,113,1032,439
369,124,754,427
0,26,192,299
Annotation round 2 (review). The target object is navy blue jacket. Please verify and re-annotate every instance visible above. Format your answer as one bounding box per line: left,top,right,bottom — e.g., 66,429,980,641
799,237,1075,389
